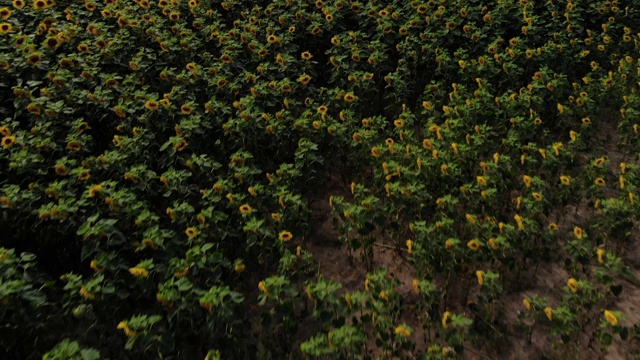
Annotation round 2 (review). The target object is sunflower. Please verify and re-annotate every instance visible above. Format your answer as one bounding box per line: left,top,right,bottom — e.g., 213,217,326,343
0,22,12,35
88,184,102,197
13,0,25,9
522,298,532,311
174,140,187,151
395,324,411,337
567,278,579,293
144,100,159,110
239,204,252,214
573,226,583,239
258,281,270,296
298,74,311,85
185,227,198,238
560,175,571,186
317,105,328,115
67,141,82,151
522,175,532,188
406,240,413,254
54,164,68,176
129,267,149,278
595,178,605,187
467,239,480,250
343,93,356,103
220,54,232,63
78,171,90,181
79,287,96,300
597,248,605,264
44,37,60,49
532,192,543,201
544,307,553,321
27,53,42,65
77,43,89,53
548,223,558,231
592,156,606,167
604,310,618,326
442,311,451,328
371,147,382,157
1,135,16,148
279,230,293,242
181,104,193,115
33,0,47,9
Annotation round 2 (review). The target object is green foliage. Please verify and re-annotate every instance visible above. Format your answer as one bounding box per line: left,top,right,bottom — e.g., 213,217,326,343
1,0,640,358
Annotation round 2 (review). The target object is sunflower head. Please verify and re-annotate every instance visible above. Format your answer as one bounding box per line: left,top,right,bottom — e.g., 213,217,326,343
185,227,198,238
1,135,16,148
279,230,293,242
239,204,252,214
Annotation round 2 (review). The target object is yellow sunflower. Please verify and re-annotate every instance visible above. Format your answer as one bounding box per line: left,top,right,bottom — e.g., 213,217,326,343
279,230,293,242
185,227,198,238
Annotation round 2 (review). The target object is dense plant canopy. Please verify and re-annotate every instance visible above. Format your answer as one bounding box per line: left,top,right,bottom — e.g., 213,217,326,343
1,0,640,359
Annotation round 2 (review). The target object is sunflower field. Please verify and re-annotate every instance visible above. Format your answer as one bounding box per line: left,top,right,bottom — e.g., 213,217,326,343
2,0,640,358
